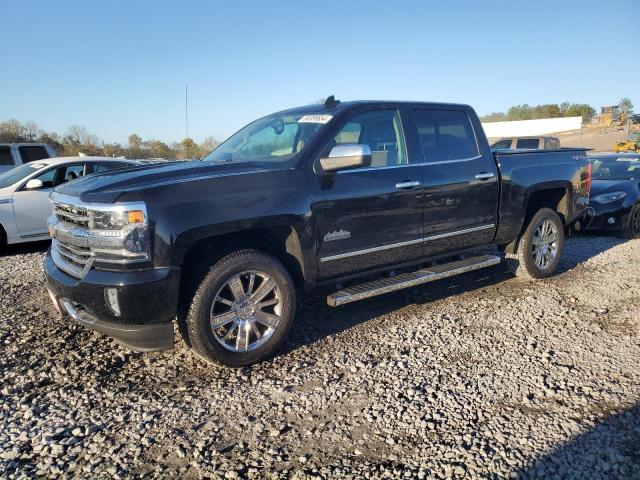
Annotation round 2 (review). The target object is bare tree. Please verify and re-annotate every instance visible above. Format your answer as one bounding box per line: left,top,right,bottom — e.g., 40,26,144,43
66,125,90,144
23,121,42,141
0,119,26,142
200,136,220,154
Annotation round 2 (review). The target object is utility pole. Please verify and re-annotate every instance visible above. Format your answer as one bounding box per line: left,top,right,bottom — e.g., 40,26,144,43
185,83,189,140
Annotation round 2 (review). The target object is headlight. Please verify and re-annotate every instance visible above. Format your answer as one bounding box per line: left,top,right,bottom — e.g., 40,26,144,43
85,204,150,264
50,200,151,274
591,191,627,204
91,209,145,230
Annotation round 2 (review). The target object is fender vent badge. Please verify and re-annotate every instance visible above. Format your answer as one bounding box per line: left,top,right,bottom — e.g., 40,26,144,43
324,230,351,242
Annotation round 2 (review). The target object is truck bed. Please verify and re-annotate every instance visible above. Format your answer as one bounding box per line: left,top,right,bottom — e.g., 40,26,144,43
492,148,591,247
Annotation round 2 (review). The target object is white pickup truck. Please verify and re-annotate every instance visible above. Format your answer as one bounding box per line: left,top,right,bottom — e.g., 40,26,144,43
0,143,57,174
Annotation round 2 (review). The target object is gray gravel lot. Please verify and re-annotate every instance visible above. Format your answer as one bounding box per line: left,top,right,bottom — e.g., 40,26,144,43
1,235,639,479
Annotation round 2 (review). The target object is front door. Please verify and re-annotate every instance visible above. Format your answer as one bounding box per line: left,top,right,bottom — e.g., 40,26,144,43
410,108,499,257
13,163,86,237
310,108,424,279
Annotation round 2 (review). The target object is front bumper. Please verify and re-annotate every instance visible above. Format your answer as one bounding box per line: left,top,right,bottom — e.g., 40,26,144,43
583,202,633,232
44,250,180,351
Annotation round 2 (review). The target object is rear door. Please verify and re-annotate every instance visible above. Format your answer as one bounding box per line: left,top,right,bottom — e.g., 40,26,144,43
410,107,499,257
310,108,424,279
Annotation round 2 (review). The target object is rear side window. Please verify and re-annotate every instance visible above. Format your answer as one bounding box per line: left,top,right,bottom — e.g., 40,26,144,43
413,110,479,162
0,146,13,166
18,145,49,163
515,138,540,149
91,162,128,173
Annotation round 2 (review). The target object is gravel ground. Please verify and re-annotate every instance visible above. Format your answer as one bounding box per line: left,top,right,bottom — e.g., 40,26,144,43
1,235,639,479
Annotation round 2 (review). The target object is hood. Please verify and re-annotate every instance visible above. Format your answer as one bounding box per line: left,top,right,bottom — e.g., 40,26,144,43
590,179,638,196
54,160,266,203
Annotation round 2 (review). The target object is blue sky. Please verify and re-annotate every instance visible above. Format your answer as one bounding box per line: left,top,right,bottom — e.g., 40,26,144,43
1,0,637,145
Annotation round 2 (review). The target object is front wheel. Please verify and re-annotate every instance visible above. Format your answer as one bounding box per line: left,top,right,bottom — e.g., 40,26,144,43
186,249,296,367
622,203,640,239
507,208,565,280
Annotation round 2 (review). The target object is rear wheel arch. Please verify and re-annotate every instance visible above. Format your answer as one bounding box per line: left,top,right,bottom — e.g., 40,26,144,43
501,185,572,254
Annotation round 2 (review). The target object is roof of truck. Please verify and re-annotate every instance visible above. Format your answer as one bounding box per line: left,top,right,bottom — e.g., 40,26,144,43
273,100,472,116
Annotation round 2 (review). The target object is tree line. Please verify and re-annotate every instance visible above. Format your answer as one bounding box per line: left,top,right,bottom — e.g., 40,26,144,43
480,98,634,123
0,119,220,160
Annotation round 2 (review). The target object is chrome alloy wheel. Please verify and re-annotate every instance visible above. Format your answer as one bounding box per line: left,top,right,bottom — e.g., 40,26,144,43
210,271,282,352
531,219,559,270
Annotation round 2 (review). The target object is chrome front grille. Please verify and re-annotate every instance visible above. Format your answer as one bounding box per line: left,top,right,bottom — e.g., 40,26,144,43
51,201,94,278
48,193,150,279
57,242,91,269
54,202,91,228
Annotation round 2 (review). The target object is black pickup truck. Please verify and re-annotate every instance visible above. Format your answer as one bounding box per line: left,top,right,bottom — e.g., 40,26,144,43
44,98,591,366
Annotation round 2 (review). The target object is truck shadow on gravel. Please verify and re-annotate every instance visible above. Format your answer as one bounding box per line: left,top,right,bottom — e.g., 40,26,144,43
517,402,640,479
279,234,629,360
558,233,627,272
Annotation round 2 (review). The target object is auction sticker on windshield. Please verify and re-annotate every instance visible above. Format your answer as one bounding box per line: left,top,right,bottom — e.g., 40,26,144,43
299,114,333,124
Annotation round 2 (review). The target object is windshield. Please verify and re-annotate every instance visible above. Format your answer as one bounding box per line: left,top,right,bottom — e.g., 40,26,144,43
202,112,331,167
0,163,46,188
591,158,640,180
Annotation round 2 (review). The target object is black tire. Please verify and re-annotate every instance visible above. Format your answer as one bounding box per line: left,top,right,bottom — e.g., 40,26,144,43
506,208,565,280
622,203,640,239
186,249,296,367
0,225,6,250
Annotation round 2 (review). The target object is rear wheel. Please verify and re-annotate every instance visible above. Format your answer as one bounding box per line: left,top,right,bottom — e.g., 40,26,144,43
186,249,296,367
507,208,565,280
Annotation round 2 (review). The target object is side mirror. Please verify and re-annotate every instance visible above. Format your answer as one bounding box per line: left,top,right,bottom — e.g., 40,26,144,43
25,179,44,190
320,144,372,172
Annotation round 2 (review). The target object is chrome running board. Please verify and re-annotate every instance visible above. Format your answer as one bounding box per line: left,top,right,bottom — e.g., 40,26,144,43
327,254,501,307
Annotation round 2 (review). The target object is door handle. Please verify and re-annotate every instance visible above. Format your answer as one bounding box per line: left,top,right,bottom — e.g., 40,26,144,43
395,180,421,189
475,172,495,180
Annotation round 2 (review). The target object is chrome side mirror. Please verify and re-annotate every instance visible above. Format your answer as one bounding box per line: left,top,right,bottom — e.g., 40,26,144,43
25,179,44,190
320,144,372,172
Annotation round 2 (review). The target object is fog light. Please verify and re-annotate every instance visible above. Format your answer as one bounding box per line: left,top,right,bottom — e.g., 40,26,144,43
607,217,616,225
104,288,121,316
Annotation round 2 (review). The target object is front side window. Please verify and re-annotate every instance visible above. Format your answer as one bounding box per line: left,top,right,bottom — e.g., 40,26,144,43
321,109,408,168
32,167,58,189
203,113,329,167
491,139,512,149
27,163,85,190
413,110,479,162
18,145,49,163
